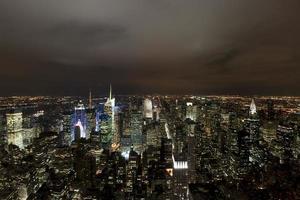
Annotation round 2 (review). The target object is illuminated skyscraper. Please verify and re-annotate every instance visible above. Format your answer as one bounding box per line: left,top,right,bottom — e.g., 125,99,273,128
6,111,24,149
244,118,260,147
173,124,188,169
104,84,115,117
6,111,23,132
245,99,260,146
101,84,117,148
249,98,257,116
71,101,88,141
244,99,260,165
145,123,161,149
95,103,104,133
143,98,153,119
186,102,197,121
129,111,143,153
276,125,294,163
172,124,189,199
126,146,140,194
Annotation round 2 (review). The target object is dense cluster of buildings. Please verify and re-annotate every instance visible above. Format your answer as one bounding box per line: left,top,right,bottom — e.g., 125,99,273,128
0,92,299,199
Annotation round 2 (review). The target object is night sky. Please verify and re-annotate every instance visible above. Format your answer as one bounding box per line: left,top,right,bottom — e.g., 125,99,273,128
0,0,300,96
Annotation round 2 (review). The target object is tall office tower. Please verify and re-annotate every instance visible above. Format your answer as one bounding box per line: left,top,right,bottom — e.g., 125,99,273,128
226,112,240,178
145,123,161,148
129,111,143,153
86,109,96,139
6,111,23,132
244,99,260,166
62,112,72,145
95,103,104,132
6,111,24,149
71,101,88,141
161,138,173,167
152,97,161,121
145,124,154,147
173,124,188,165
186,121,198,183
172,124,189,200
111,112,121,151
143,98,153,119
186,102,197,121
261,121,277,144
100,114,112,147
31,110,43,138
126,146,140,195
194,123,209,180
237,129,251,175
245,99,260,147
276,125,294,162
228,112,239,154
102,85,116,149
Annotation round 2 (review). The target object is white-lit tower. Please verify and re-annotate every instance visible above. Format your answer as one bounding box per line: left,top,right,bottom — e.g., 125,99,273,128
143,98,153,119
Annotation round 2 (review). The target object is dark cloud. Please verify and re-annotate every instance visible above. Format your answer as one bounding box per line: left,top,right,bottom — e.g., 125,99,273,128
0,0,300,96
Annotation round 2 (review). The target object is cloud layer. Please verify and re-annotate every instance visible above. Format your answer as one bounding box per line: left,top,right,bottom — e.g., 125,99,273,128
0,0,299,95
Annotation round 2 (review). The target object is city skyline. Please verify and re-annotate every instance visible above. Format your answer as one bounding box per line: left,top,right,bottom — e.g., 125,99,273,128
0,1,299,199
0,95,299,199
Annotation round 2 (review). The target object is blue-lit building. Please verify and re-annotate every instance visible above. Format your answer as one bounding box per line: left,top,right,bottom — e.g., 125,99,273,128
71,101,88,141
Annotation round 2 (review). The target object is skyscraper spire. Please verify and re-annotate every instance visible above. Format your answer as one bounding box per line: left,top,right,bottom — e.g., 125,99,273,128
109,84,112,100
89,89,92,109
250,98,257,115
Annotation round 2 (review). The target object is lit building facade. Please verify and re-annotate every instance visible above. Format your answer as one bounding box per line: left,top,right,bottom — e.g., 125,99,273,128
6,111,24,149
100,85,117,148
6,112,23,133
186,102,197,121
71,101,88,141
143,98,153,119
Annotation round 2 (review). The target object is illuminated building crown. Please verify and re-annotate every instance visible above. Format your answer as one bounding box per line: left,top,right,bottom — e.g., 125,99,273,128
250,98,257,115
